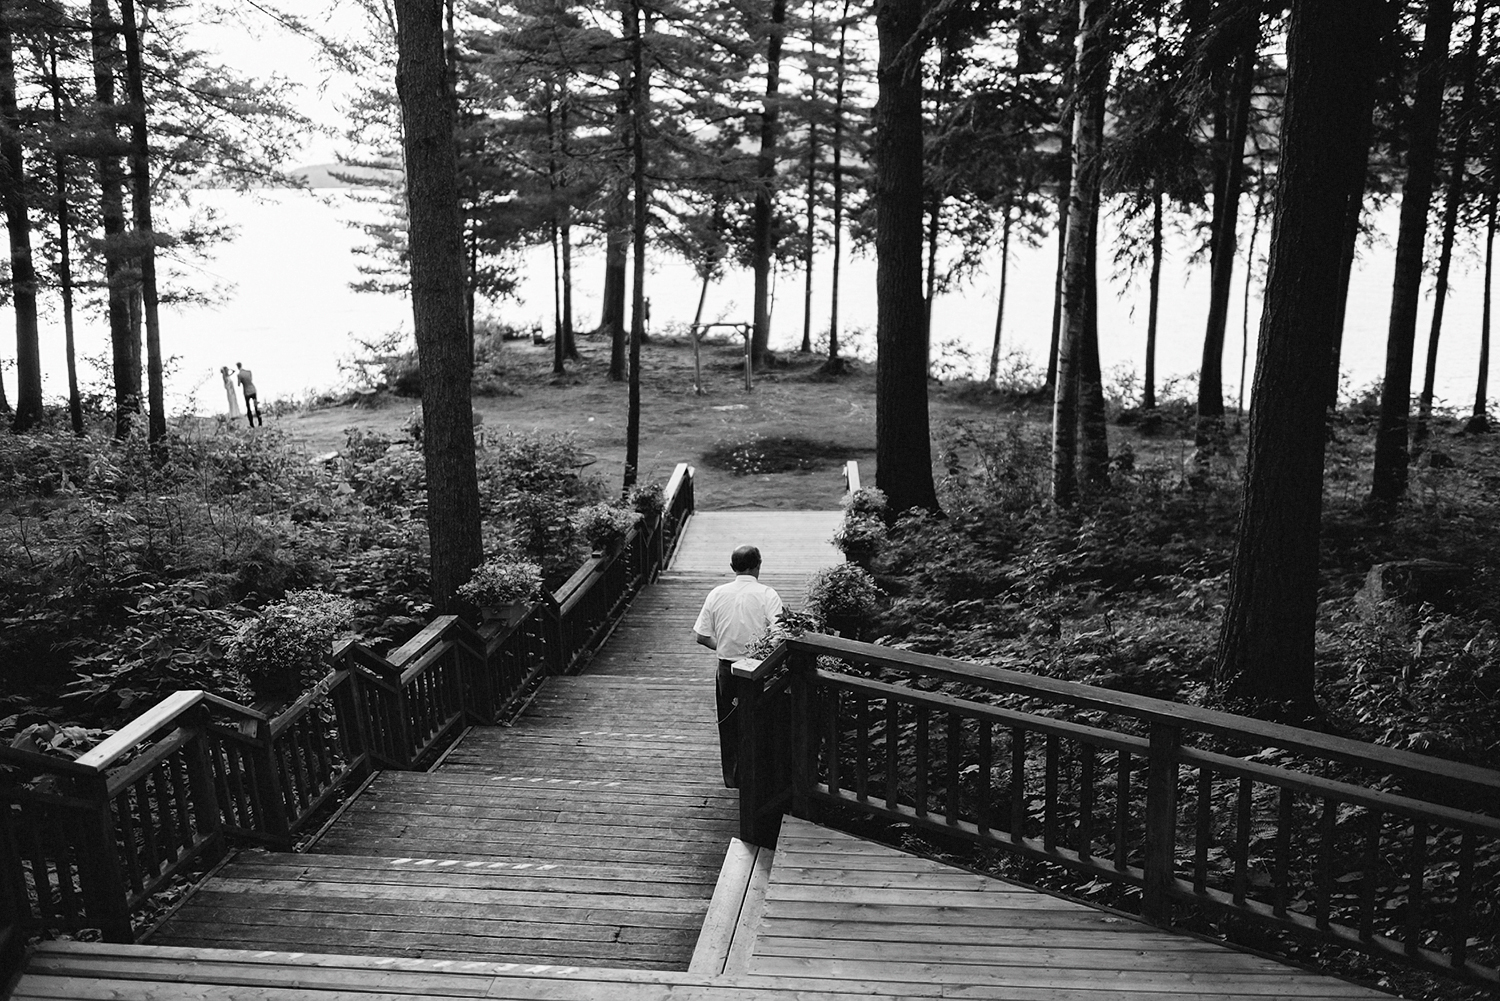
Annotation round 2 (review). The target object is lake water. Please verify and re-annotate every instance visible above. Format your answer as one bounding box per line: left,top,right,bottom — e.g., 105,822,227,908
13,187,1492,418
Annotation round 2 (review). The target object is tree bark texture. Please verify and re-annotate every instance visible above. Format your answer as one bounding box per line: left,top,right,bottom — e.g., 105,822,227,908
393,0,483,611
1052,0,1106,507
623,0,647,490
1371,0,1453,505
91,0,136,438
827,0,852,366
1046,107,1072,392
1079,172,1109,488
120,0,165,443
1327,100,1376,409
0,1,41,432
1416,0,1489,446
988,198,1013,385
873,0,939,515
602,180,628,379
751,0,788,369
48,37,82,435
1213,0,1384,712
1196,38,1256,443
1143,186,1162,410
1475,187,1496,429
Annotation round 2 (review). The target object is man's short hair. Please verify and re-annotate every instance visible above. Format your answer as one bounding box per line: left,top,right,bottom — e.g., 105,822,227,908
730,545,761,573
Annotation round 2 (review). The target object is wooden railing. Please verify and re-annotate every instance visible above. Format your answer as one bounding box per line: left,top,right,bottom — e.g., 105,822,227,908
733,633,1500,990
0,463,694,950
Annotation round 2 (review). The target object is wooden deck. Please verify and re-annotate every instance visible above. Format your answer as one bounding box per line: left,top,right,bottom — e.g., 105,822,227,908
142,511,843,971
8,506,1396,999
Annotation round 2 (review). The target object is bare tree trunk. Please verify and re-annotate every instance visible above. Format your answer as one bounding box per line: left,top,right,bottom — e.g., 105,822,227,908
1197,38,1256,448
800,0,820,355
1326,108,1374,409
751,0,788,369
0,1,41,432
49,38,82,435
551,220,565,374
1053,0,1105,507
393,0,483,610
1472,186,1496,433
561,218,577,359
1372,0,1453,506
1214,0,1382,714
988,197,1013,385
827,0,852,369
1416,0,1489,448
91,0,136,439
1143,185,1162,410
874,0,939,515
623,0,648,489
1079,172,1109,488
120,0,165,442
1237,180,1266,430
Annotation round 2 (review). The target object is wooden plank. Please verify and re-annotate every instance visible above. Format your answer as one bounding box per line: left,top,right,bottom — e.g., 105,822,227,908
687,839,757,974
722,837,775,975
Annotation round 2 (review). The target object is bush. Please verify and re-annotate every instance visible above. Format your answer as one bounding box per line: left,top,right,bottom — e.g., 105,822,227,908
628,480,666,518
574,503,640,551
844,486,888,518
228,590,355,699
832,514,886,565
746,607,822,659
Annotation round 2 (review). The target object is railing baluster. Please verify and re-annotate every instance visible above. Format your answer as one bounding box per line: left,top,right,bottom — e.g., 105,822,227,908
1142,723,1181,925
1009,728,1026,844
826,688,841,797
23,819,55,927
53,833,80,921
1113,750,1131,872
1077,742,1094,860
1043,734,1059,851
914,706,929,818
1273,786,1294,918
1317,797,1337,931
884,698,899,810
1194,768,1212,892
977,720,992,837
113,789,144,894
1233,776,1252,905
1453,829,1473,970
945,713,961,826
1359,808,1381,942
168,756,194,850
855,693,869,802
134,775,160,879
1405,819,1426,958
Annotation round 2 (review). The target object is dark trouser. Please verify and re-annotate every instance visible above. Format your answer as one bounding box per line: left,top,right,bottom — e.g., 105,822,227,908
244,392,262,426
716,660,738,788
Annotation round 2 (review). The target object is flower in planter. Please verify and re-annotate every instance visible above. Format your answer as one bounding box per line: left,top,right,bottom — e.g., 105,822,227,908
456,557,544,608
574,502,641,551
229,590,355,700
832,514,887,564
745,607,823,660
627,480,666,518
804,563,883,627
843,486,888,519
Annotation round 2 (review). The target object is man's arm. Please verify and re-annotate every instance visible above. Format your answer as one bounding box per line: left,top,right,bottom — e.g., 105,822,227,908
694,632,717,650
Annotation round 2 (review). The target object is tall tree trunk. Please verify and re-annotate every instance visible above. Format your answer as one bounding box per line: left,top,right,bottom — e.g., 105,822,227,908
0,2,41,432
120,0,165,443
1237,179,1266,428
1326,101,1376,409
1214,0,1382,715
551,220,565,374
1416,0,1489,447
874,0,939,515
1053,0,1106,507
800,0,819,355
49,39,82,435
751,0,788,369
1472,185,1496,433
1079,169,1109,487
1196,38,1256,447
561,216,577,359
988,197,1013,385
1371,0,1453,506
1143,185,1162,410
392,0,483,611
623,0,648,489
91,0,135,439
827,0,852,367
603,181,628,379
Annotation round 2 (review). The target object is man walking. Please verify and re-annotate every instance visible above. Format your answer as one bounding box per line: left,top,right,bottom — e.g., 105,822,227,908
692,545,783,788
236,362,263,427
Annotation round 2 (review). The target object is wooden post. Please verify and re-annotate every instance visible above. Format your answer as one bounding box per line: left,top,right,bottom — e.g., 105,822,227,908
251,714,291,845
1142,722,1181,926
78,773,133,942
182,711,226,861
544,593,566,675
789,652,813,822
692,322,703,394
737,673,776,846
742,324,752,391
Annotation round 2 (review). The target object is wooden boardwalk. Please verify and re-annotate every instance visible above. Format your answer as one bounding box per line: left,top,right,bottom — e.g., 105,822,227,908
143,511,842,971
8,505,1394,999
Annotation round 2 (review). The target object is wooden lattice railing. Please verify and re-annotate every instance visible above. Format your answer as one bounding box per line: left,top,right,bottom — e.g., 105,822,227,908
0,463,694,950
734,633,1500,990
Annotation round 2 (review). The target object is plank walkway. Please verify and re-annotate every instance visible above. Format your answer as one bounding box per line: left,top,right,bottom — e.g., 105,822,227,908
8,504,1396,998
142,510,843,971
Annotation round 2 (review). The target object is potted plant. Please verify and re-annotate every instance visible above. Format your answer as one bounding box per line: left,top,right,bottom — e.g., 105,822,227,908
628,481,666,523
833,487,888,568
804,563,884,640
456,557,544,627
229,590,355,706
574,502,641,557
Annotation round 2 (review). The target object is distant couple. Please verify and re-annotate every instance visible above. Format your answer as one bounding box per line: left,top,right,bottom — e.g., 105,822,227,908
221,362,262,427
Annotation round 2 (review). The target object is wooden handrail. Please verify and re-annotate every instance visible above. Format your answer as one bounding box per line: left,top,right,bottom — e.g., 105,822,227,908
843,460,860,495
785,633,1500,797
74,690,205,770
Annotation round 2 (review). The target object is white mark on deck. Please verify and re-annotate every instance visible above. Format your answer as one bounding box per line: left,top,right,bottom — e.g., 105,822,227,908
390,857,560,871
488,775,621,787
576,730,688,740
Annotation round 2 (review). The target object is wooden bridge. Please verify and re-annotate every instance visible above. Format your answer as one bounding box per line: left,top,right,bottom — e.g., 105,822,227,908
3,466,1498,999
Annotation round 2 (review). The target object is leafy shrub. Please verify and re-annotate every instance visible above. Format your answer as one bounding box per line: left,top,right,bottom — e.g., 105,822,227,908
628,480,666,518
832,514,886,565
574,503,640,550
702,434,851,475
480,432,604,579
805,563,884,624
228,589,355,699
456,557,543,607
746,607,822,660
844,486,888,518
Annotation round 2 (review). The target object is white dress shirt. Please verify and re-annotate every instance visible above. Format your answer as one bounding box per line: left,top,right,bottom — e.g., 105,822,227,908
693,575,784,660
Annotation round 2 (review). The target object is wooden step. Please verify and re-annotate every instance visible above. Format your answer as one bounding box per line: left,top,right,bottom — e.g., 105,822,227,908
687,838,774,975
